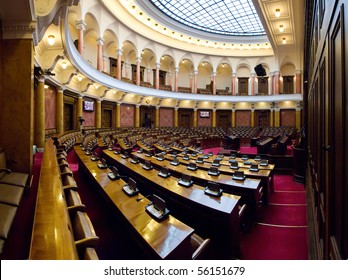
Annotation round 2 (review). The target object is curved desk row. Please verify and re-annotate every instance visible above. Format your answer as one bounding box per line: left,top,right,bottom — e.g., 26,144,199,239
102,149,242,259
74,146,194,259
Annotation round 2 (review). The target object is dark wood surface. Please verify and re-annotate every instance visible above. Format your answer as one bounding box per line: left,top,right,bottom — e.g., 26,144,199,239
74,146,194,259
102,149,242,258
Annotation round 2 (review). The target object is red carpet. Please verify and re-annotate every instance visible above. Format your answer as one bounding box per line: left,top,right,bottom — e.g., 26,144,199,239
241,173,307,259
268,191,306,204
241,224,308,260
258,204,307,226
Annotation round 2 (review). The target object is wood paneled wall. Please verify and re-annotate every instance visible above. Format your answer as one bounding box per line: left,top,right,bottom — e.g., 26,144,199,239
305,0,348,260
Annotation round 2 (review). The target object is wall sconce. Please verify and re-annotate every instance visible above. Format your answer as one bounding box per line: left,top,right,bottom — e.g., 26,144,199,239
47,35,55,46
275,9,280,17
61,61,67,69
279,25,284,32
282,37,287,44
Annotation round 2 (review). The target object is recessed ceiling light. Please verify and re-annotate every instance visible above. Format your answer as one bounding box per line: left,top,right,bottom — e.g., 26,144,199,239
275,9,280,17
47,35,55,46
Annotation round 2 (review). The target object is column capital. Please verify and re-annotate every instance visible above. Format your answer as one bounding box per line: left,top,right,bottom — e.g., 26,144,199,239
155,62,160,68
75,20,86,31
212,71,217,76
136,56,142,63
96,37,104,46
58,86,65,93
193,69,199,75
117,49,123,56
232,72,237,78
175,67,180,72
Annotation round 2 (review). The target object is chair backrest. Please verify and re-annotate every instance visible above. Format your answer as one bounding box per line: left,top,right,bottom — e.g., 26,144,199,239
190,233,211,260
71,211,99,252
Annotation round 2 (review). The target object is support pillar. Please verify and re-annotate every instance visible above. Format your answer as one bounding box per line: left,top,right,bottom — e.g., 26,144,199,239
174,108,179,127
116,103,121,128
35,77,45,149
155,107,160,128
117,49,123,80
212,109,216,128
56,87,64,134
193,109,198,127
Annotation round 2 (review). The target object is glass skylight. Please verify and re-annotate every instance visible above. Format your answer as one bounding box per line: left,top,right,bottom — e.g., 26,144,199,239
148,0,266,36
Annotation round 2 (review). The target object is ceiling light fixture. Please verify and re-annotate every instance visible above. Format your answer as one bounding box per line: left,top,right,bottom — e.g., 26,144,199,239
61,61,67,69
47,35,55,46
282,37,287,44
275,8,280,17
77,76,82,81
279,24,284,32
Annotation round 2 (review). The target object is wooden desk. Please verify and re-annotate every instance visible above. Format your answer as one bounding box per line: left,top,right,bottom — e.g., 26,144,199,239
30,140,78,260
117,138,133,152
74,146,194,259
103,150,242,258
136,140,154,153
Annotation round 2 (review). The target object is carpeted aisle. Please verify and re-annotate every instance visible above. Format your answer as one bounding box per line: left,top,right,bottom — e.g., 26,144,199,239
241,174,308,260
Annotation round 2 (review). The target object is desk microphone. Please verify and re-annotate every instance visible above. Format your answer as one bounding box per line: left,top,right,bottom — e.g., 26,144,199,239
136,194,152,202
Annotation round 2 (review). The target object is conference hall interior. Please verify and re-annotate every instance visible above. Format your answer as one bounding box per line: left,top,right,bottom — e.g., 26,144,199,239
0,0,347,260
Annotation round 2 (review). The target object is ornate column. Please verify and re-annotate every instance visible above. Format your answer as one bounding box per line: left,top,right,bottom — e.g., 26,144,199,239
231,73,236,95
135,105,140,128
155,62,160,89
174,108,179,127
250,73,256,95
212,71,217,95
193,69,198,94
269,109,274,127
35,76,45,149
174,67,179,92
136,57,141,86
155,106,160,128
269,73,274,95
77,96,83,122
96,37,104,71
116,103,121,128
235,76,239,95
251,110,255,127
76,20,86,56
95,100,102,128
295,70,302,94
274,71,280,95
56,87,64,134
212,109,217,128
274,110,280,127
193,109,198,128
231,109,236,127
117,49,123,80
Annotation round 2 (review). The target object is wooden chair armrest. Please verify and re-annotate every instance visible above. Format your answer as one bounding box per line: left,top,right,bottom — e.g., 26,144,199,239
63,184,78,191
0,168,11,174
68,204,86,213
74,236,100,249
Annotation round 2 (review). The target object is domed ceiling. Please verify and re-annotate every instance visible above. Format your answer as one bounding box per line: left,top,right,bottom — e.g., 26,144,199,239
148,0,266,36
